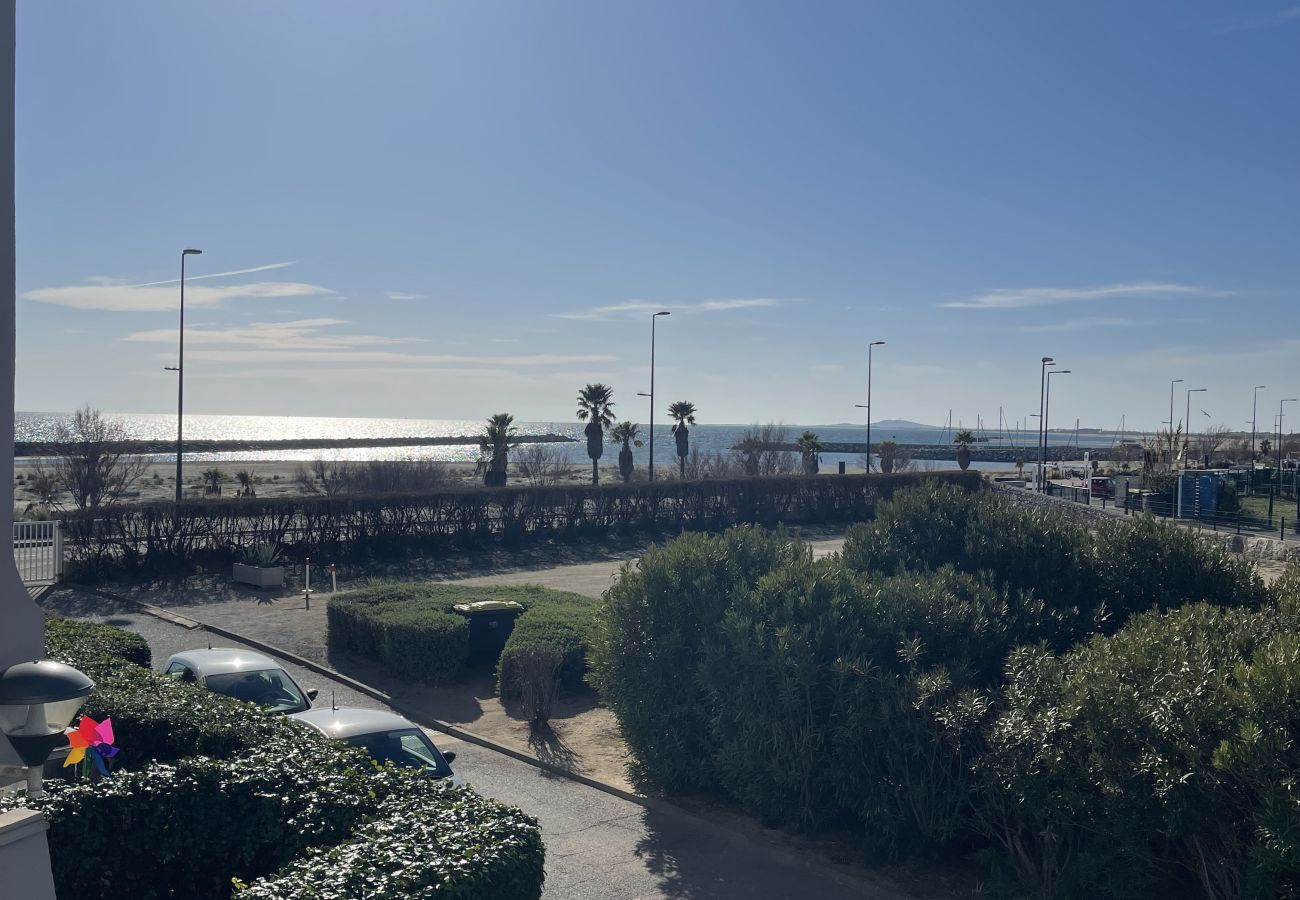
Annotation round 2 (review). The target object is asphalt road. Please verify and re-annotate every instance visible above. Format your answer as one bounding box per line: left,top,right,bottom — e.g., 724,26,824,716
48,593,907,900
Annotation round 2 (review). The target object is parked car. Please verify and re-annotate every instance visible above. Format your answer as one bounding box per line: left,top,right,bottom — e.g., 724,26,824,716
162,648,316,714
291,706,458,781
1090,476,1115,498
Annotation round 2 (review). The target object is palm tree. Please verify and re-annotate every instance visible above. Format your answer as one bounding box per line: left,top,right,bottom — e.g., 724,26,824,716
202,468,226,495
611,421,644,483
668,401,697,478
796,430,823,475
953,429,975,471
576,384,615,485
478,413,517,487
235,470,256,498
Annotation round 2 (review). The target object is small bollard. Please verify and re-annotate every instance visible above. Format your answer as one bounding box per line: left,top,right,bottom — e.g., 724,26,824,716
1283,519,1287,543
329,563,337,593
304,556,312,610
838,461,845,475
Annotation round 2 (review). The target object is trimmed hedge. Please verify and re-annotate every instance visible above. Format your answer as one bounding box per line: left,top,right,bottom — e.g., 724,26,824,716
12,618,545,900
62,470,980,573
45,615,152,670
328,582,598,693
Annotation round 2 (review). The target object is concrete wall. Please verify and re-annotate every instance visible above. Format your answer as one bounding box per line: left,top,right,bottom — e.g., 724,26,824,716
0,810,57,900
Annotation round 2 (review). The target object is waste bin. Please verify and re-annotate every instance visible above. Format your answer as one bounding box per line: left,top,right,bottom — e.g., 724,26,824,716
453,600,525,666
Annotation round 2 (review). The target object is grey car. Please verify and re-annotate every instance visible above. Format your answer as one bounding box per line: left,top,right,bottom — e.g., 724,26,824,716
162,648,316,714
291,706,458,780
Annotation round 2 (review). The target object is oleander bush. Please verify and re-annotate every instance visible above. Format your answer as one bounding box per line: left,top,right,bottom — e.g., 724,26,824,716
976,604,1300,899
329,582,597,692
588,525,811,791
595,484,1300,892
12,618,546,900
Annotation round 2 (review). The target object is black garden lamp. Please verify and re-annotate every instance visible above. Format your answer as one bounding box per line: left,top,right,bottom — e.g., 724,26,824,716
0,660,94,796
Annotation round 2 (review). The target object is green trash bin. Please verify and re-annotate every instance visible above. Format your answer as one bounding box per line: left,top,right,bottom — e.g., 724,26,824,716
453,600,525,666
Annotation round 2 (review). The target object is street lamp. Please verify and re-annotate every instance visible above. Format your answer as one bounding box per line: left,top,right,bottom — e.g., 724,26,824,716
174,248,203,505
1252,385,1267,463
860,341,885,471
1168,378,1183,464
1044,370,1071,481
0,660,94,797
1184,388,1207,468
1037,357,1055,490
1281,398,1299,474
648,311,670,482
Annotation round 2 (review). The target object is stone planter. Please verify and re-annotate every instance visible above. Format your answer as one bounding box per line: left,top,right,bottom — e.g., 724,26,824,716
232,563,284,589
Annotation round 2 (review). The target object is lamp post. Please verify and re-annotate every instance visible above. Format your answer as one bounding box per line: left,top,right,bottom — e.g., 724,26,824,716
1038,357,1055,490
1281,398,1298,474
1044,369,1071,482
1168,378,1183,465
172,248,203,505
1184,388,1206,468
861,341,885,471
1253,385,1267,463
648,311,670,482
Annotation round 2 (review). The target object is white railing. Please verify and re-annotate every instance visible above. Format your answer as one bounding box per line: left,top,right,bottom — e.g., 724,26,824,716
13,520,62,584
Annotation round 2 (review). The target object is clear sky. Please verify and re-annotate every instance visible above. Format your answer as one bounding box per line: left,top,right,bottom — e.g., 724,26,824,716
16,1,1300,433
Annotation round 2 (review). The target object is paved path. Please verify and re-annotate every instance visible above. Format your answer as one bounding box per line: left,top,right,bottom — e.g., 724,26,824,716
48,595,918,900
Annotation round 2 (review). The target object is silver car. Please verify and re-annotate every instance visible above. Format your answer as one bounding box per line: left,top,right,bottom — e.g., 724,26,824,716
163,648,316,714
292,706,458,780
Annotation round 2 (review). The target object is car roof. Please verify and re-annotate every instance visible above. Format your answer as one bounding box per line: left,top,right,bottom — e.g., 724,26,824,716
165,648,284,677
290,706,420,740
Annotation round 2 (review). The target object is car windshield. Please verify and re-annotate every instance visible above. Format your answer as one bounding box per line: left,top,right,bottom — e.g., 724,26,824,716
205,668,309,714
346,728,453,777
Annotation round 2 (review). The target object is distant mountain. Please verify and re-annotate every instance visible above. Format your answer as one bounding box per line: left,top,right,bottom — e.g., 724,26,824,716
816,419,940,430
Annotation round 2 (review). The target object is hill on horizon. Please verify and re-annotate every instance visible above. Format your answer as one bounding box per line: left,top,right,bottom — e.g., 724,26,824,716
817,419,940,430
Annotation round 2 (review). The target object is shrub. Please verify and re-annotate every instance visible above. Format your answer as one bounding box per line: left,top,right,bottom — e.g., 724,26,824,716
976,604,1299,899
45,615,151,670
497,596,597,698
511,646,563,728
589,526,810,792
12,619,545,900
330,582,596,690
328,595,468,684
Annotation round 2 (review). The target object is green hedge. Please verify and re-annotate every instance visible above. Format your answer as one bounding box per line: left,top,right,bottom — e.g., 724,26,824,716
13,618,545,900
45,615,152,671
594,485,1299,889
329,582,597,693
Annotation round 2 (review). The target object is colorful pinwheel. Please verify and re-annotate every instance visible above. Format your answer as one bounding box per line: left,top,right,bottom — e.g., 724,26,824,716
64,715,119,776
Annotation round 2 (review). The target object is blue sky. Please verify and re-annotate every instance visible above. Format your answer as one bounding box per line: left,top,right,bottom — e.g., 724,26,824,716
16,1,1300,433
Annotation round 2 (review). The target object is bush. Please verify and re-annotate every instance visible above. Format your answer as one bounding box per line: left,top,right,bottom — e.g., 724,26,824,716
497,596,597,697
330,582,596,690
589,526,810,792
45,615,152,670
11,619,545,900
510,646,563,727
977,604,1299,899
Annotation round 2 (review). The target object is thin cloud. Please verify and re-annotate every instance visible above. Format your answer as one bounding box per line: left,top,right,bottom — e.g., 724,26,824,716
1018,316,1138,334
386,291,426,301
550,297,790,321
1215,5,1300,33
130,261,296,287
182,349,619,366
943,281,1229,310
26,279,332,312
123,318,425,350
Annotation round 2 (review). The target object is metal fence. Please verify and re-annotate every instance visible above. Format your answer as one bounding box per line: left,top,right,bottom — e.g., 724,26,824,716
1045,482,1298,542
13,520,63,583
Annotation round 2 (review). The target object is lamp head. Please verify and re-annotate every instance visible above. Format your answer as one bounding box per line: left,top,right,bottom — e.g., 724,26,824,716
1172,378,1184,384
182,248,202,256
1256,385,1267,389
870,341,885,347
654,311,671,317
637,392,651,397
1041,357,1054,363
0,660,94,767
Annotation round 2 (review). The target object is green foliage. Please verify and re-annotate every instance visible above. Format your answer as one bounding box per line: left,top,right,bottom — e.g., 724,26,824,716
45,615,151,670
16,618,545,900
330,582,595,690
328,593,468,684
589,526,810,791
497,594,598,697
240,542,283,567
977,604,1300,899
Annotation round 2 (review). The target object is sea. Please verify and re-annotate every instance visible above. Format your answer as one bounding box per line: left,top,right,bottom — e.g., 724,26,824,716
14,411,1134,473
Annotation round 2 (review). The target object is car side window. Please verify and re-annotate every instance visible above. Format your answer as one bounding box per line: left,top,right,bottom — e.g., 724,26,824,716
165,662,197,683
